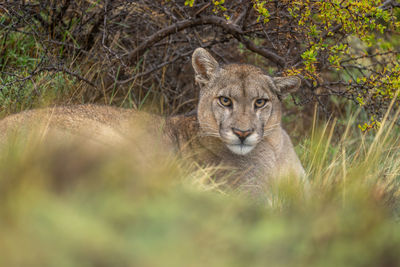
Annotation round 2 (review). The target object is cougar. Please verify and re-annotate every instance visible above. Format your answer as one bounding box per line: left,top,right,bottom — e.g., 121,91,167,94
0,48,304,195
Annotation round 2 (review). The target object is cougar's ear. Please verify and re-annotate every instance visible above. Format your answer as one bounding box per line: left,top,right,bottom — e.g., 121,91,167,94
272,76,301,99
192,48,219,86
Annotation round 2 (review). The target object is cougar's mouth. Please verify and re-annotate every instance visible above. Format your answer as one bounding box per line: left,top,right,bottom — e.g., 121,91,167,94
220,130,259,155
226,144,255,155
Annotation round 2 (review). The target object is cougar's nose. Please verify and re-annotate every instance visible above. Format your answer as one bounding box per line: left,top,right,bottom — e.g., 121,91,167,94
232,128,253,142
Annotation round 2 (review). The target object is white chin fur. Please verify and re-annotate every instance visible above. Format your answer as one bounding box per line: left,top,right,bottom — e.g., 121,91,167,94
227,144,255,155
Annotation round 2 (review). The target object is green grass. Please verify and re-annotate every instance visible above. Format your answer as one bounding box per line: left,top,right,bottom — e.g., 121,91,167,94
0,109,399,267
0,28,77,115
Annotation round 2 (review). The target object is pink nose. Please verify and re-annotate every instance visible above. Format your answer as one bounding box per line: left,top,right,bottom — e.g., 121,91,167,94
232,128,253,141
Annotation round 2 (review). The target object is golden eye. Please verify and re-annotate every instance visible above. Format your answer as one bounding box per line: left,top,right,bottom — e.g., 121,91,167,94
219,96,232,107
254,99,267,109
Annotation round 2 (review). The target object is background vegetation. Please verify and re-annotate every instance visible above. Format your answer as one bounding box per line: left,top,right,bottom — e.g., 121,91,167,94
1,0,400,124
1,1,400,266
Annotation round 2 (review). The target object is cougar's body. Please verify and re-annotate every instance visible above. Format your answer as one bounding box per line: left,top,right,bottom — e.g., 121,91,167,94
0,48,305,195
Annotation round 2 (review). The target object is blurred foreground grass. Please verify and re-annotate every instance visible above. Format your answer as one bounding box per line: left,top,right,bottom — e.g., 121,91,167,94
0,111,400,267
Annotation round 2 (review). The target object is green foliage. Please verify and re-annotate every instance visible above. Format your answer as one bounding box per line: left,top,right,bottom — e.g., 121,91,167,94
0,32,39,70
0,72,75,115
252,0,400,128
184,0,195,7
0,28,74,115
212,0,229,20
185,0,229,18
253,1,270,23
285,0,398,76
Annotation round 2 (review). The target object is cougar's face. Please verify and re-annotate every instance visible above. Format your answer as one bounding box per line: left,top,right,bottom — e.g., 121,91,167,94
192,48,300,156
199,67,279,156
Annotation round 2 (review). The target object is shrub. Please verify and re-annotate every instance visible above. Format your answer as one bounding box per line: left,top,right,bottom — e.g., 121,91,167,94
1,1,399,125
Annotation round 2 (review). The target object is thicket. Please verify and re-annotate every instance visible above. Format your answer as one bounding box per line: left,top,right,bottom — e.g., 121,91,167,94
1,0,400,126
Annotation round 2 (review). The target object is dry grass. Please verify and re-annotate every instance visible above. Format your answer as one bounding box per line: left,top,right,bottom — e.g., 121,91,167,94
0,107,399,267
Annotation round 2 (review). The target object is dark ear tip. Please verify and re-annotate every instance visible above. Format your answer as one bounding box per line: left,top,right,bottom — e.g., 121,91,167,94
285,75,301,83
192,47,208,60
291,76,301,89
192,48,205,68
193,47,207,54
292,76,301,83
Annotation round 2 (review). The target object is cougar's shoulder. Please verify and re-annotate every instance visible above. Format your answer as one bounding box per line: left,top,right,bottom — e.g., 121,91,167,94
0,105,132,130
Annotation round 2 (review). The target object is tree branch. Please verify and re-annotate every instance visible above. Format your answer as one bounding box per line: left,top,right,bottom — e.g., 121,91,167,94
127,16,285,67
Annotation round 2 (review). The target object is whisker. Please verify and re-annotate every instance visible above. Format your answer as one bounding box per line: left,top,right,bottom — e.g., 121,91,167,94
199,133,220,138
263,124,280,137
198,130,219,135
264,123,280,130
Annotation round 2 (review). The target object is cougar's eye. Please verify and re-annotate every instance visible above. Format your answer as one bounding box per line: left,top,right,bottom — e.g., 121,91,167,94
218,96,232,107
254,99,268,109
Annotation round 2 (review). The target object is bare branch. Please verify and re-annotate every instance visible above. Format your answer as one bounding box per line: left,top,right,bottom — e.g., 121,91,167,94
127,16,285,67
